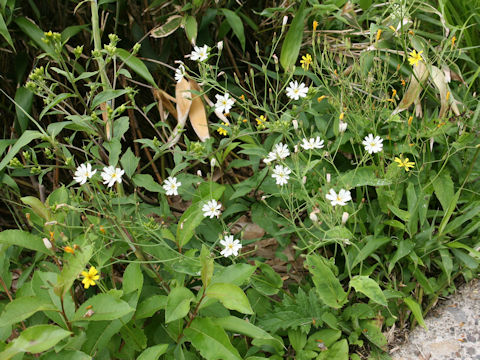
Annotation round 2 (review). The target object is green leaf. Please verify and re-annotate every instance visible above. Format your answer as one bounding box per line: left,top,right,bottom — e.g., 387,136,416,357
184,317,242,360
387,204,410,222
151,15,182,38
351,236,390,269
14,17,57,59
184,15,198,44
305,255,347,309
21,195,51,220
318,339,348,360
73,293,134,321
120,148,140,178
432,172,454,211
39,93,74,119
251,262,282,296
206,283,253,314
0,296,56,327
200,245,214,288
123,262,143,294
165,287,195,323
0,230,50,254
0,325,71,359
91,89,129,109
0,130,43,172
213,316,284,354
359,320,386,348
55,245,93,297
132,174,164,192
439,248,453,284
117,48,157,88
14,86,34,134
349,276,387,307
340,167,392,187
137,344,169,360
222,9,245,52
0,13,14,49
280,1,307,71
404,297,427,330
388,240,415,274
211,263,256,286
136,295,167,319
176,203,205,248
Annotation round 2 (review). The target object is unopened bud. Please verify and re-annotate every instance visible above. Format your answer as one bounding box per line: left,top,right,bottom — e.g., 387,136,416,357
42,238,52,249
341,212,349,224
217,41,223,51
302,176,307,184
292,119,298,130
326,173,331,183
197,170,202,177
294,145,299,153
339,120,348,133
430,137,434,151
282,16,288,27
309,212,318,222
210,158,216,168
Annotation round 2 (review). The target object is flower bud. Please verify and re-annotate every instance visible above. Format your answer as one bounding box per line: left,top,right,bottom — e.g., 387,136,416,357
210,158,216,168
339,120,348,133
197,170,203,177
326,173,331,183
342,212,349,224
292,119,298,130
217,41,223,51
42,238,52,249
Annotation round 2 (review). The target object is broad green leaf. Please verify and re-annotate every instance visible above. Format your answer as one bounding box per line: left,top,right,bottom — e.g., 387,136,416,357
123,262,143,294
91,89,129,109
73,293,134,321
404,297,427,330
388,240,415,274
0,230,50,254
340,167,392,187
359,320,387,348
117,48,157,88
40,93,74,119
214,316,284,354
222,9,245,52
184,15,198,44
0,325,71,359
137,344,169,360
14,86,33,134
305,329,341,351
387,204,410,222
165,287,195,323
184,317,242,360
318,339,348,360
251,262,282,296
14,17,57,58
21,196,51,220
432,172,454,211
176,202,204,248
136,295,167,319
206,283,253,314
211,263,256,286
132,174,164,192
0,130,43,172
0,296,56,327
350,276,387,307
200,245,214,288
306,255,347,309
55,244,93,297
280,1,307,71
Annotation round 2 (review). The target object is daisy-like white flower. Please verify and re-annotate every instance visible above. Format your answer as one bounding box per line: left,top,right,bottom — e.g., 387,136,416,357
202,199,222,218
214,93,235,114
190,45,209,62
174,64,185,83
362,134,383,154
163,177,181,196
100,166,124,188
220,235,242,257
263,143,290,164
73,163,97,185
272,165,291,186
286,80,308,100
301,137,324,150
339,120,348,133
325,189,352,206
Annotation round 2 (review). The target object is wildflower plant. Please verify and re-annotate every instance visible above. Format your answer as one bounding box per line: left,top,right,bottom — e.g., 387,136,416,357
0,1,479,359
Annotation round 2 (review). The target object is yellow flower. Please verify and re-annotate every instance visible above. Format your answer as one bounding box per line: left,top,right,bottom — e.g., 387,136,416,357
64,246,75,254
401,79,406,86
376,29,382,41
408,50,423,66
339,112,344,120
300,54,313,70
408,116,413,126
217,122,229,136
317,95,326,102
313,20,318,32
256,115,267,126
451,36,456,48
394,156,415,171
81,266,100,289
389,25,396,33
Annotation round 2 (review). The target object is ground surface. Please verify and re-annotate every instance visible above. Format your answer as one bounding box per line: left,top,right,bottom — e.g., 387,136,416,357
391,279,480,360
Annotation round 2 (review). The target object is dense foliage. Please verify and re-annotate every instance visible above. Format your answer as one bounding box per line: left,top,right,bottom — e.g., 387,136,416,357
1,0,479,359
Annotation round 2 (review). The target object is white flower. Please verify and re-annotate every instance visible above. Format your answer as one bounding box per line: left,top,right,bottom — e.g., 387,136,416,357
163,177,181,196
339,120,348,133
263,143,290,164
325,189,352,206
190,45,209,62
100,166,124,188
202,199,222,218
174,64,185,83
220,235,242,257
301,137,324,150
214,93,235,114
73,163,97,185
272,165,291,186
362,134,384,154
286,80,308,100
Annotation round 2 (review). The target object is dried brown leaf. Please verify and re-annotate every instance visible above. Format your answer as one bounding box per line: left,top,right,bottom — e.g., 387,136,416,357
175,78,192,126
189,80,210,141
393,61,429,115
